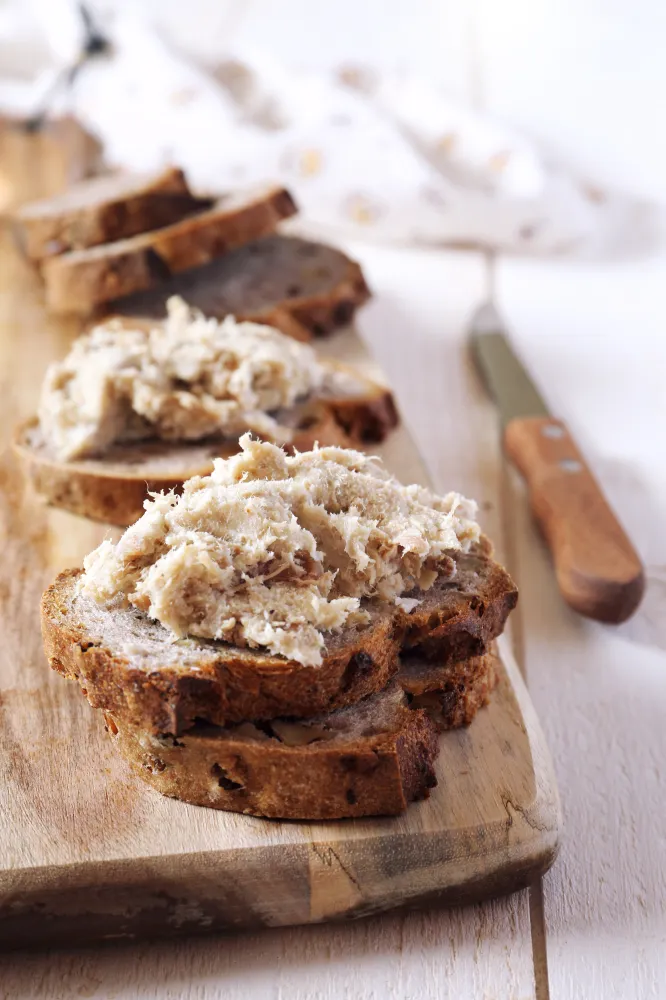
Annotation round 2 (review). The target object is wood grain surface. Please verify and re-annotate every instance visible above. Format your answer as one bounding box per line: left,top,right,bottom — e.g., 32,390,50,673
0,210,560,948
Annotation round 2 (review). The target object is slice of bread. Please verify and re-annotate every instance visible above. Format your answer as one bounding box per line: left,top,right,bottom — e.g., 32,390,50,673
41,547,516,735
42,185,298,314
44,568,403,736
103,682,439,819
13,167,207,259
13,358,398,526
400,647,499,731
103,235,371,340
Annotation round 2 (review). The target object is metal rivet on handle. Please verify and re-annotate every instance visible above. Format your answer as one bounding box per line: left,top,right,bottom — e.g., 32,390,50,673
542,424,565,439
560,458,583,473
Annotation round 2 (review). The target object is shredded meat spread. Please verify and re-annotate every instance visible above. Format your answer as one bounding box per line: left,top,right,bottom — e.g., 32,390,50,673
39,296,326,460
79,436,480,667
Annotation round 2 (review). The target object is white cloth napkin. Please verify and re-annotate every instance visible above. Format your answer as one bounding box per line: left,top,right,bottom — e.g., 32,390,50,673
0,0,649,256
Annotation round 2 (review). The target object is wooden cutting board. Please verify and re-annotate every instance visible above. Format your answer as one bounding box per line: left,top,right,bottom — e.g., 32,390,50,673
0,140,561,950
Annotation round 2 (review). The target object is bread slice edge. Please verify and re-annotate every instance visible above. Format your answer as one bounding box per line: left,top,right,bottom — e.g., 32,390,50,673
41,548,515,734
42,185,298,313
99,650,499,819
103,682,440,819
14,167,208,259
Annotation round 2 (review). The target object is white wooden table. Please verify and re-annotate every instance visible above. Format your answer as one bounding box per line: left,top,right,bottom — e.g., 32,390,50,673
1,240,664,999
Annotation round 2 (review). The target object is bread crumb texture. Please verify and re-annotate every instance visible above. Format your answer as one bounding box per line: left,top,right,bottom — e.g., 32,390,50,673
78,436,480,666
38,296,327,460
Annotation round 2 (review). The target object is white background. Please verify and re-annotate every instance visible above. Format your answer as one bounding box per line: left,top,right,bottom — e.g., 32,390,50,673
135,0,666,199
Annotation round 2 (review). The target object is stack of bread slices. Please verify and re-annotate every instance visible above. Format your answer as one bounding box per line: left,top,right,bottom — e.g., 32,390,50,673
41,468,517,821
12,166,370,342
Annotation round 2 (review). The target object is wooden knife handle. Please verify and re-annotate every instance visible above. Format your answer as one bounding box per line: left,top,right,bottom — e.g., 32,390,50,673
504,416,645,623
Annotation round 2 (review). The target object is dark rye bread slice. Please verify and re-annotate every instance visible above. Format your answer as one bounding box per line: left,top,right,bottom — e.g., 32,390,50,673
42,185,298,314
43,569,403,736
13,167,207,259
399,540,518,661
103,682,439,819
41,547,516,735
399,647,499,731
13,359,398,527
103,235,371,341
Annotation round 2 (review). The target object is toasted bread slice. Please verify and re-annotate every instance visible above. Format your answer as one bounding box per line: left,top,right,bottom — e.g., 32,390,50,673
103,682,439,819
399,647,499,731
42,185,298,314
13,167,207,259
13,358,398,526
103,235,371,340
41,547,516,735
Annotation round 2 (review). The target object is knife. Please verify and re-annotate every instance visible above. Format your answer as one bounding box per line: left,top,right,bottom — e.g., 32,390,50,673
469,301,645,624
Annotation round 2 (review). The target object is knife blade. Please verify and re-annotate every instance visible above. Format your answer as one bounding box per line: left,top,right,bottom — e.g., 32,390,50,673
469,301,645,624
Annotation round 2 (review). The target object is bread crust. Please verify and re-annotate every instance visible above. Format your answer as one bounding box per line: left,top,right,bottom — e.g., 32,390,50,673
42,186,298,313
279,262,370,338
104,235,372,341
13,167,207,259
101,652,499,819
41,549,517,734
43,569,403,734
104,685,439,819
399,539,518,661
400,647,499,730
12,361,399,526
